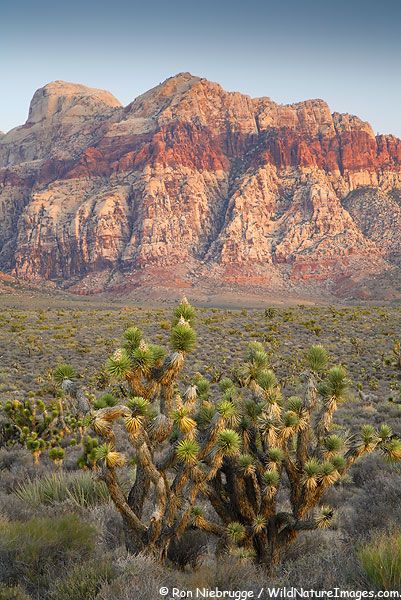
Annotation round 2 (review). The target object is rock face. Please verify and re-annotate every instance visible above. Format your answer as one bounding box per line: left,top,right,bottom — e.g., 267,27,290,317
1,72,401,299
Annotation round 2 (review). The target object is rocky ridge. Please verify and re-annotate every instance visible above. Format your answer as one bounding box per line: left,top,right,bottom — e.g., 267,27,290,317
1,72,401,301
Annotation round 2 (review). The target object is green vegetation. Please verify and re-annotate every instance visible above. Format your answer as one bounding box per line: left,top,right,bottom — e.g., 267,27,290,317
0,293,401,597
359,531,401,590
0,515,96,593
14,471,111,507
48,559,117,600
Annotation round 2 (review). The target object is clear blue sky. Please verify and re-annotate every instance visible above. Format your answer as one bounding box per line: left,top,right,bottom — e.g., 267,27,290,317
1,0,400,136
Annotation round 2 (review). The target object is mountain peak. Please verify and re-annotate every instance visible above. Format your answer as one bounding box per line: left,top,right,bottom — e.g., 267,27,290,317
165,71,200,82
124,72,202,120
27,80,122,125
156,72,202,96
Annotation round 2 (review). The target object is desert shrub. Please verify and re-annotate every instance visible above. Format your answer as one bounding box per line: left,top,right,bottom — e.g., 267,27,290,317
264,307,276,319
169,556,267,596
0,447,33,472
359,531,401,590
0,583,31,599
14,471,110,508
210,558,265,592
89,504,125,550
0,490,45,524
159,320,171,331
278,537,358,589
167,529,209,570
0,514,96,593
48,558,117,600
344,464,401,538
0,447,50,496
97,554,177,600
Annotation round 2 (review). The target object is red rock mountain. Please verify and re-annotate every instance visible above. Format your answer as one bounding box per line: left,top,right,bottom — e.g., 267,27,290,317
1,73,401,300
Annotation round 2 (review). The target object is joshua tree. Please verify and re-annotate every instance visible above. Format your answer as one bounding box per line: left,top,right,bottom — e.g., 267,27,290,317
91,298,401,571
0,395,85,465
0,365,87,464
91,298,213,559
196,342,401,568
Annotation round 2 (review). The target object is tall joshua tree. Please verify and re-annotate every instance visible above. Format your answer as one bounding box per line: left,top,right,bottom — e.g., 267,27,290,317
91,298,210,559
92,299,401,570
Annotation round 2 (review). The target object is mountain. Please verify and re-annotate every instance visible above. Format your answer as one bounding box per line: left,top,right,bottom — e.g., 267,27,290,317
1,73,401,301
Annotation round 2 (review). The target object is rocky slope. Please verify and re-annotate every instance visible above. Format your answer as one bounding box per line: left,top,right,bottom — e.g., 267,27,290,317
1,73,401,301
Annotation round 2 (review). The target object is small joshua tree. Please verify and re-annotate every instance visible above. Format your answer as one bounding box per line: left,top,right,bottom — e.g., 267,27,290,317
0,365,86,465
90,299,401,570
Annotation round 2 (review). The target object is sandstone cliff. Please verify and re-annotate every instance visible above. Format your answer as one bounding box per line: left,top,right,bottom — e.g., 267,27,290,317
1,73,400,300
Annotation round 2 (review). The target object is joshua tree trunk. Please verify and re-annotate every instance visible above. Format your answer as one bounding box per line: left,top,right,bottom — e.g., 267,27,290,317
123,464,151,553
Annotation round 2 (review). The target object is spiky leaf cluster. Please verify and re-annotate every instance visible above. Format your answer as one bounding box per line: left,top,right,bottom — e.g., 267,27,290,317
306,345,328,373
106,349,132,379
318,366,349,401
53,363,77,385
227,522,246,543
217,429,241,456
176,439,200,465
123,326,143,353
170,321,197,353
93,393,117,410
173,298,196,326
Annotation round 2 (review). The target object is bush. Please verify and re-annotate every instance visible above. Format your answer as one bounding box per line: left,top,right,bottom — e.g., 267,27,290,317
14,471,110,508
211,558,265,593
0,584,31,599
48,558,117,600
344,463,401,539
167,529,208,570
88,505,125,550
278,538,358,590
0,514,97,593
97,554,177,600
359,531,401,590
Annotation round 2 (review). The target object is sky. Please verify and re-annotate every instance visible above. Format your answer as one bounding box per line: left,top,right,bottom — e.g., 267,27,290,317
1,0,400,136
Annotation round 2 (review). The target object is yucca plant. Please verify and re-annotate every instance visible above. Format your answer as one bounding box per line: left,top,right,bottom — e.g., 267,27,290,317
52,363,77,385
227,522,246,543
15,471,110,507
217,429,241,456
176,439,200,465
173,298,196,326
106,349,132,379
